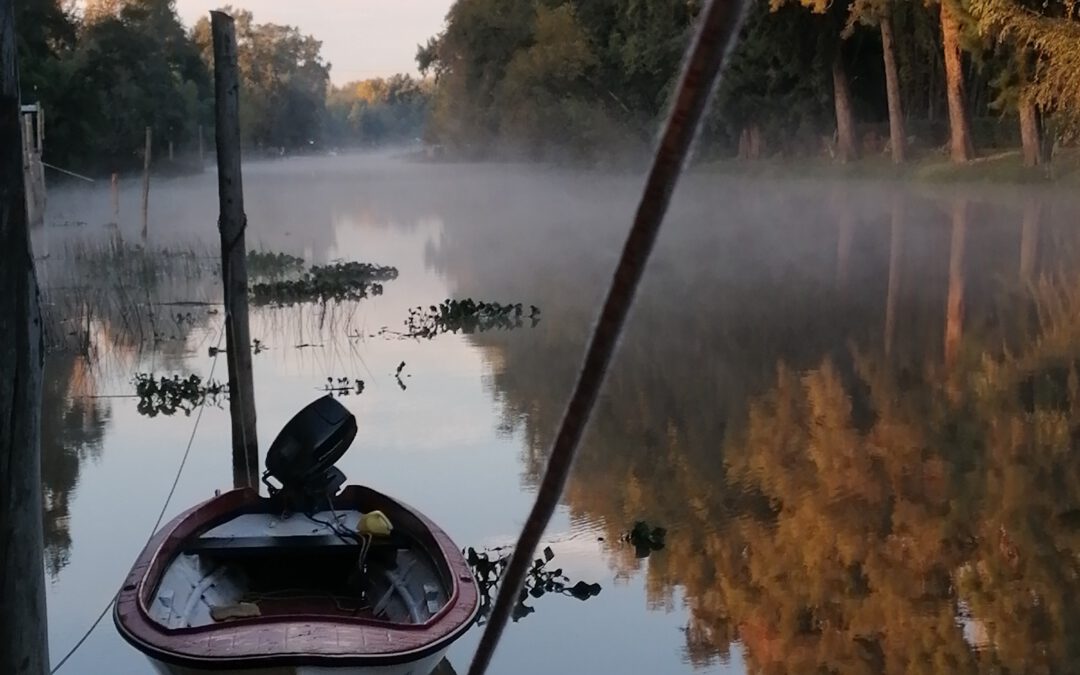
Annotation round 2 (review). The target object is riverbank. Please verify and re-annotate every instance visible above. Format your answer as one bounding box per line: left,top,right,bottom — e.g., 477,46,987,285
700,148,1080,185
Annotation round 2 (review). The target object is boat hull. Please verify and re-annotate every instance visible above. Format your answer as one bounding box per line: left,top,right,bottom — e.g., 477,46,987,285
145,648,449,675
115,487,478,672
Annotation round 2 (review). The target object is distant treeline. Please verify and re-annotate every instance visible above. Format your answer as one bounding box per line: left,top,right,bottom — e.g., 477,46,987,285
417,0,1080,164
16,0,430,174
17,0,1080,172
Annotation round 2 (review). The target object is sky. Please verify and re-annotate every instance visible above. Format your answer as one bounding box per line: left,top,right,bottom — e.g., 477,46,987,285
175,0,452,84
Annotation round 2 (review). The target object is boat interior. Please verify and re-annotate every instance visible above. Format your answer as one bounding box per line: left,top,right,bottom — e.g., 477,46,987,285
144,396,457,631
148,505,452,630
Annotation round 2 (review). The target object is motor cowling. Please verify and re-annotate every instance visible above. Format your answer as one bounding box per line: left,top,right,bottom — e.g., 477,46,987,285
262,395,357,513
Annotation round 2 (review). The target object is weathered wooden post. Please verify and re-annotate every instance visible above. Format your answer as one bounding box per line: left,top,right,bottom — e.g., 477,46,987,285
141,125,151,241
0,0,50,672
212,10,259,488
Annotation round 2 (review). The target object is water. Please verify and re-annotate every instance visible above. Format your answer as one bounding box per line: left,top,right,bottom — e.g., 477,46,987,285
37,154,1080,674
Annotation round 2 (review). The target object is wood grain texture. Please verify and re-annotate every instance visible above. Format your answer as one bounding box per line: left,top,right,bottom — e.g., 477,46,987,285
0,1,49,672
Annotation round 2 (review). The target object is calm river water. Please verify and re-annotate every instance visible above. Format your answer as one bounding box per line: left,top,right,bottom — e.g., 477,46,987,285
36,154,1080,674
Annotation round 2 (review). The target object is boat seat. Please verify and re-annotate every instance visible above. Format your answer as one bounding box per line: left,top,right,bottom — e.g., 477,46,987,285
186,533,353,556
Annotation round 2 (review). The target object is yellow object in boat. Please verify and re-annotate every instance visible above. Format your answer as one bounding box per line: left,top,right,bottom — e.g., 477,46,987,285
357,510,393,536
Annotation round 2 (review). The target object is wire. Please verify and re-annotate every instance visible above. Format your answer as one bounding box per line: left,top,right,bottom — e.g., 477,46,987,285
50,324,226,674
463,1,748,673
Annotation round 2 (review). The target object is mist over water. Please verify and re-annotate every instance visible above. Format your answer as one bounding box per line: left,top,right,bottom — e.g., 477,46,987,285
36,153,1080,673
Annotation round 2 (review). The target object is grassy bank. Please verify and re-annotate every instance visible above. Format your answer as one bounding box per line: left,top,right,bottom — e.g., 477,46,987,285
699,148,1080,185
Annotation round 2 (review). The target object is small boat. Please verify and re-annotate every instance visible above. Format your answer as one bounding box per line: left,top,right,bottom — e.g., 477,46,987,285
114,396,479,674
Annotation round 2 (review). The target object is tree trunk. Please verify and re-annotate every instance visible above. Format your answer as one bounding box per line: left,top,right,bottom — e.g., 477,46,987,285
0,0,50,672
1018,97,1043,167
212,12,260,489
940,0,974,162
880,15,906,163
945,197,968,368
832,52,859,163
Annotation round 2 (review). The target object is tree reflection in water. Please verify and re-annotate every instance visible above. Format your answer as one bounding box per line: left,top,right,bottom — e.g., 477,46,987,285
430,181,1080,673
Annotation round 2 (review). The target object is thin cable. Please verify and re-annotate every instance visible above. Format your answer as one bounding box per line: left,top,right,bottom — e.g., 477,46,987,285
464,1,748,673
50,324,226,674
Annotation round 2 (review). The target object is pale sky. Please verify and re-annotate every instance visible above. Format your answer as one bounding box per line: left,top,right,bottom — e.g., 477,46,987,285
175,1,452,84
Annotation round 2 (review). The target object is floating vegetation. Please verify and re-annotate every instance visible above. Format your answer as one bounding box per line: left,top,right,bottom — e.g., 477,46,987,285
133,373,227,417
467,545,602,624
323,377,365,397
397,299,541,339
247,250,305,280
623,521,667,558
250,261,399,306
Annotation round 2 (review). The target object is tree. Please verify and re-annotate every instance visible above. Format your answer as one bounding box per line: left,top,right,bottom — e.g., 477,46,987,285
769,0,861,162
848,0,907,162
972,0,1080,162
193,7,330,151
940,0,976,161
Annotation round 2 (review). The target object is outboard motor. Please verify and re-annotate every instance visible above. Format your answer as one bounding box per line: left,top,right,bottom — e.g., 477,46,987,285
262,395,357,514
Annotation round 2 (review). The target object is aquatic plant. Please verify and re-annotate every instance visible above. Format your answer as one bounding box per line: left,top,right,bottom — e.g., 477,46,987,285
323,377,365,397
398,299,540,339
467,545,601,624
133,373,227,417
623,521,666,558
246,250,305,280
250,261,399,306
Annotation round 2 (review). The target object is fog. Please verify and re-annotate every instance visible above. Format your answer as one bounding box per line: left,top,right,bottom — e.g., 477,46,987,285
35,153,1080,674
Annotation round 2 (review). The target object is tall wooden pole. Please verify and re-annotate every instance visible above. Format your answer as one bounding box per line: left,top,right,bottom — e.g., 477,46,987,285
0,1,50,673
212,11,259,488
141,126,151,241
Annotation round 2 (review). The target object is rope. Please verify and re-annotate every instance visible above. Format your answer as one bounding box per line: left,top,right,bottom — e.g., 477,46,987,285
464,1,748,673
50,324,226,674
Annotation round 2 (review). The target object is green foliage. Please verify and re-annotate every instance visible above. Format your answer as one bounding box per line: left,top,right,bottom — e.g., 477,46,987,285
246,250,305,280
192,7,330,151
466,545,602,624
15,1,333,171
402,299,540,339
326,75,431,146
250,261,399,306
133,372,226,417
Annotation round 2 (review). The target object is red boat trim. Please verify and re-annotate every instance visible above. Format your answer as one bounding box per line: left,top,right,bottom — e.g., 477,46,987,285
113,487,480,669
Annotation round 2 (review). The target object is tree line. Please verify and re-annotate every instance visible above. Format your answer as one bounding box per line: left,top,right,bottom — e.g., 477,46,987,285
16,0,430,174
418,0,1080,165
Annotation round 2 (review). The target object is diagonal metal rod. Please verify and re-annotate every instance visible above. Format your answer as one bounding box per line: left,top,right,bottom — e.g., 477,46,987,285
464,0,748,673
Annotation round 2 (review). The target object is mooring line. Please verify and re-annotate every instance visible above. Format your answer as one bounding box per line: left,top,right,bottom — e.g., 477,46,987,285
50,323,226,674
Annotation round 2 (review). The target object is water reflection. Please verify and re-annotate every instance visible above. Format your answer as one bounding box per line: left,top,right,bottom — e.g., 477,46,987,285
35,162,1080,673
429,178,1080,673
41,353,108,576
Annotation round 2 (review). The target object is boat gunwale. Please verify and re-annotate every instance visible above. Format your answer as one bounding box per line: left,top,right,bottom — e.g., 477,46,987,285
113,486,480,668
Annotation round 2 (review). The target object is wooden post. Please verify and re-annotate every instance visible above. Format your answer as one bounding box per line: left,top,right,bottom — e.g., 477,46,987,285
141,126,151,241
212,11,259,488
168,139,174,162
198,124,204,165
111,172,119,224
0,0,50,672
